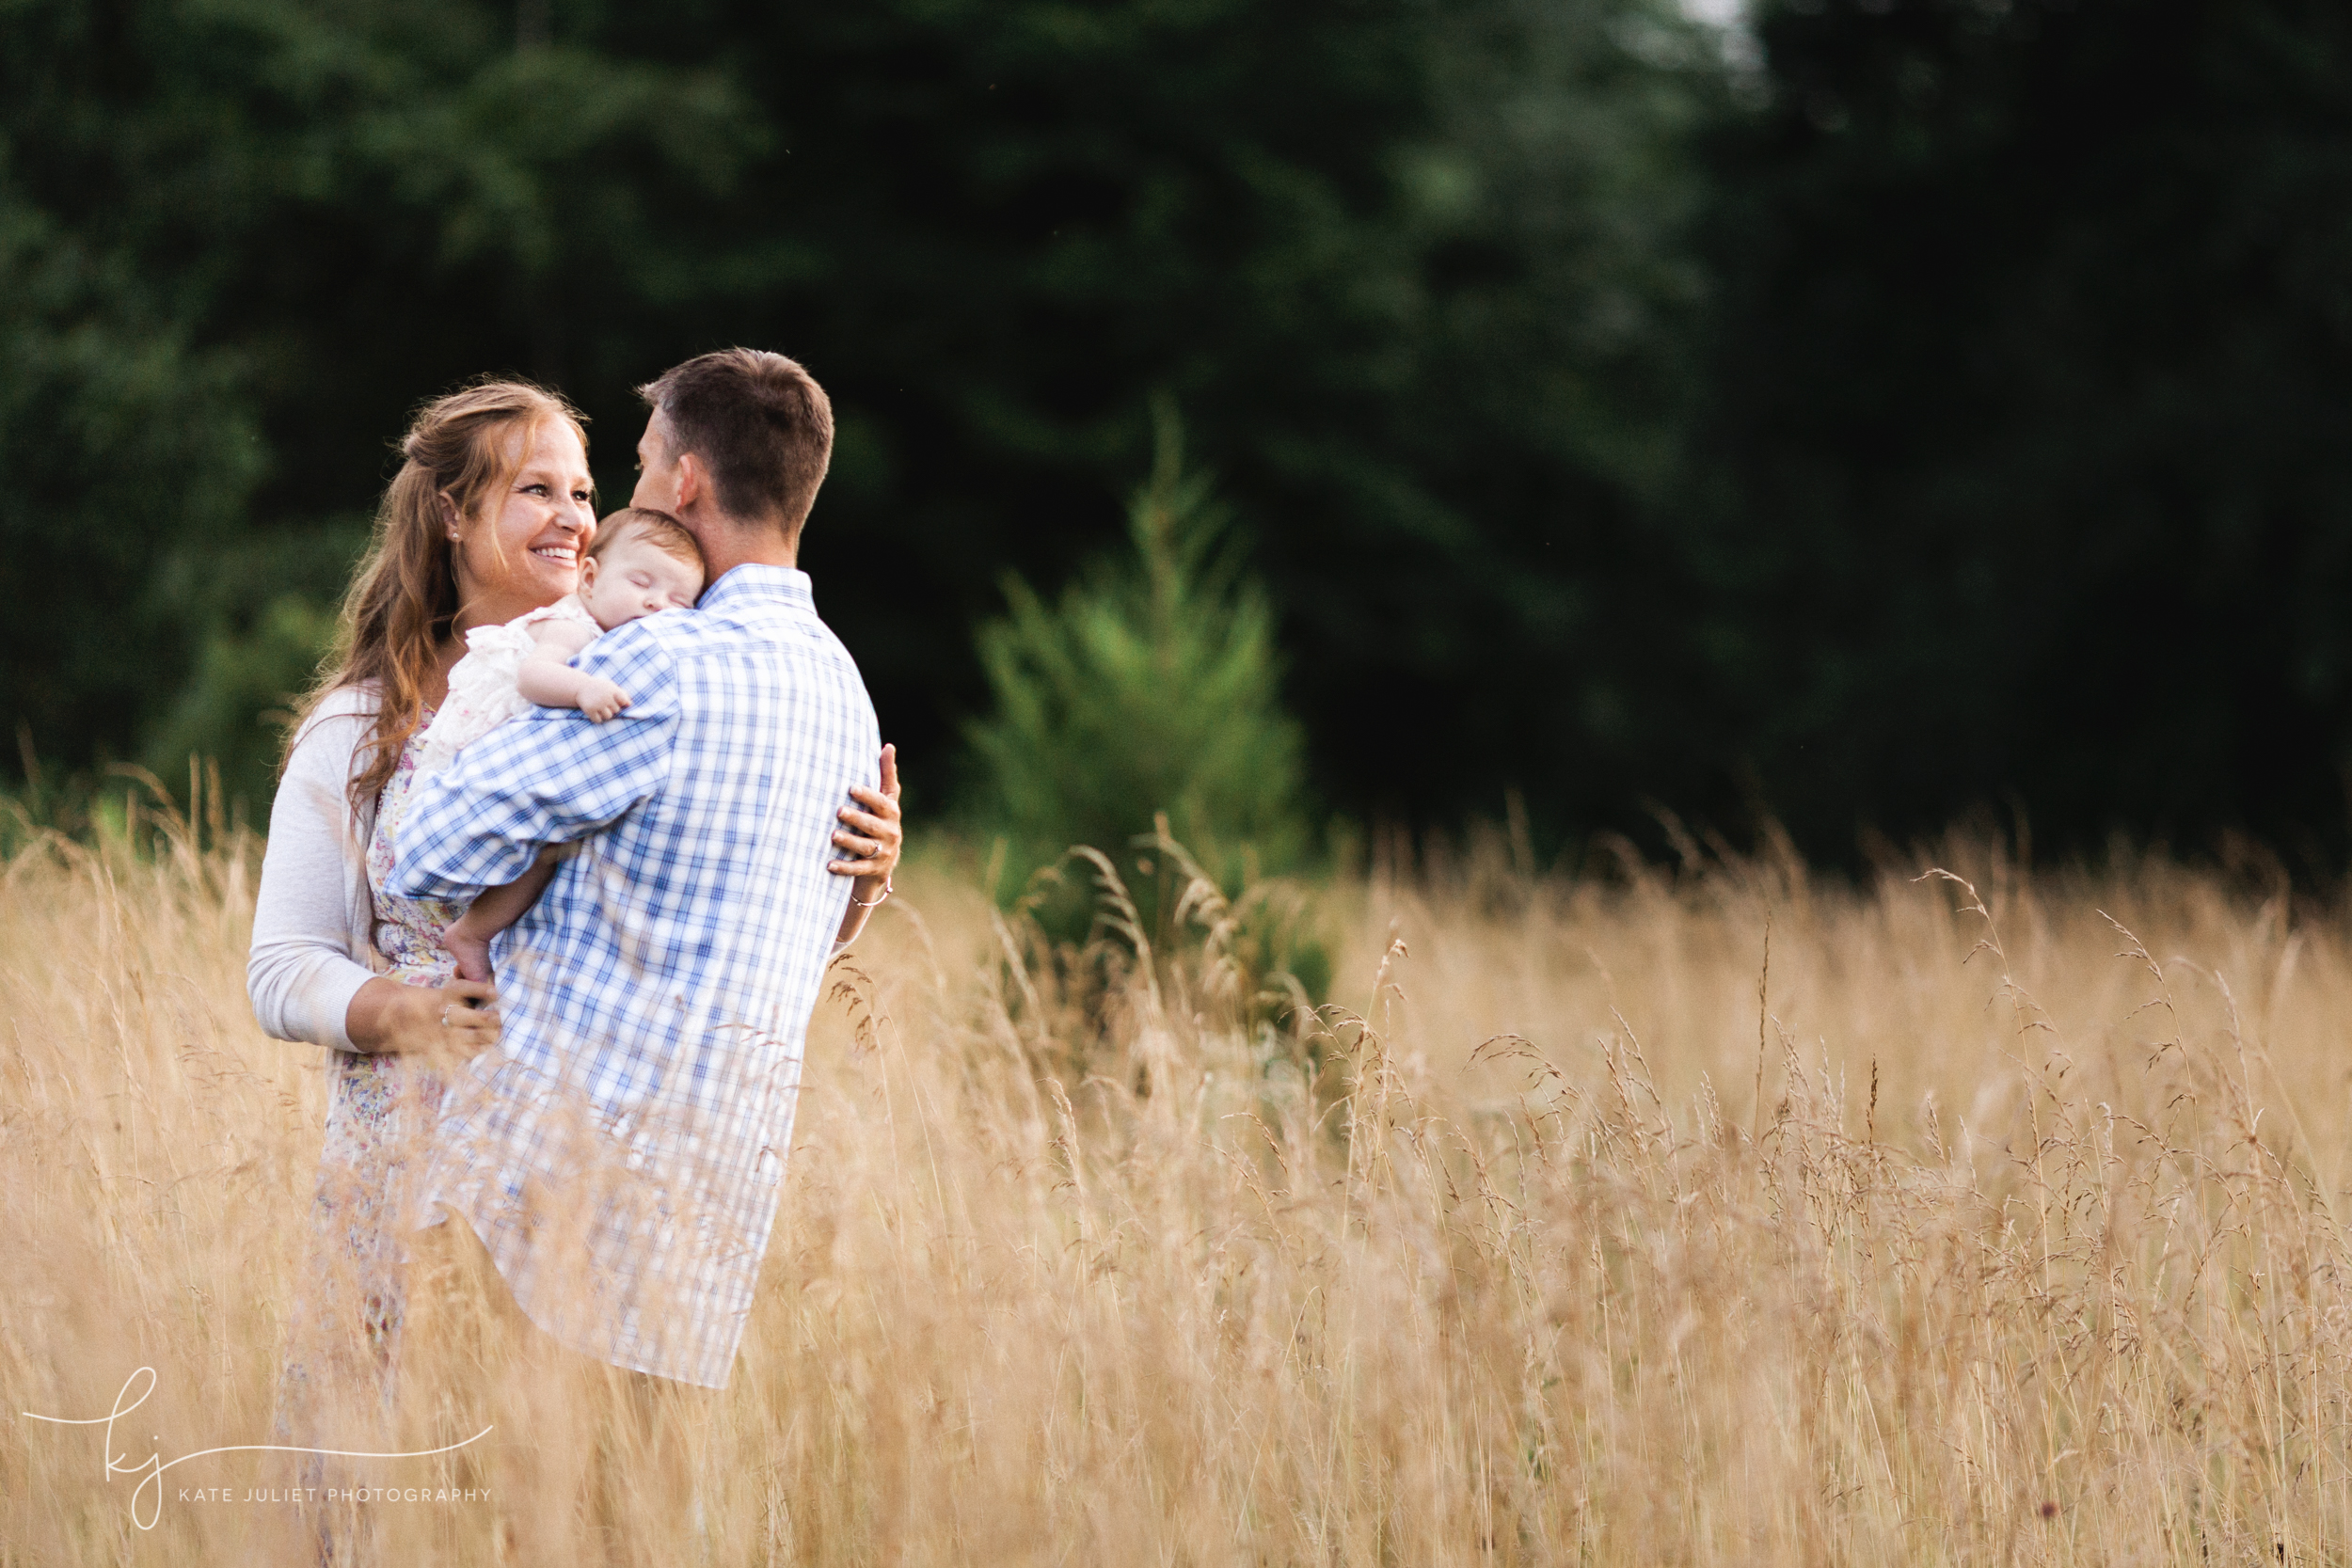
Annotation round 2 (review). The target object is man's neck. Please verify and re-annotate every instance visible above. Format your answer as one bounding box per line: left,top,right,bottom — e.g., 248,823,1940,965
691,514,797,583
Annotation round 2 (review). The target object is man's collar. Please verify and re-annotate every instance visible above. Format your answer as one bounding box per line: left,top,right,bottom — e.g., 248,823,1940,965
698,562,814,610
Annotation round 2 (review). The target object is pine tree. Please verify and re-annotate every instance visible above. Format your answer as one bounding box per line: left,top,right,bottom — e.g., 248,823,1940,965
966,402,1310,907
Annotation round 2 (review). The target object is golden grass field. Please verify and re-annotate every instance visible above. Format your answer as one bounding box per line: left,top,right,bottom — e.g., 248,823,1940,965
8,801,2352,1564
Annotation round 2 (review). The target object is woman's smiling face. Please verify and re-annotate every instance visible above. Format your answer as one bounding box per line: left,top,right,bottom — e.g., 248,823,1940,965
451,418,596,630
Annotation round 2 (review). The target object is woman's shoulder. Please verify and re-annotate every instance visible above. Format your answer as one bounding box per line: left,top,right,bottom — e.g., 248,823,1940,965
311,682,381,719
302,681,379,725
287,683,379,760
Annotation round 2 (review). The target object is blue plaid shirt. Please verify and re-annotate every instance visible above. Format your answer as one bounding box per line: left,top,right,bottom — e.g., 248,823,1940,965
390,565,878,1387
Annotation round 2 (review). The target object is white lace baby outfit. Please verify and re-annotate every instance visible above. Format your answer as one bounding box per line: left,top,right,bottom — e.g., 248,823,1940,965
414,594,602,778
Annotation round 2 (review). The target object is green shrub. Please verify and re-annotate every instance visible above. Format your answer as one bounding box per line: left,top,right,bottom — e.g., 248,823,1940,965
967,405,1310,888
964,405,1326,1015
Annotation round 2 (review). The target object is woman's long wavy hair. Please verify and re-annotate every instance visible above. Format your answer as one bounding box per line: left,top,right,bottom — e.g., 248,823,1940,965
292,379,589,821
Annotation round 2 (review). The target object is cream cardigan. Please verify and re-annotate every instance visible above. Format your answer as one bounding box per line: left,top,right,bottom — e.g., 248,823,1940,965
246,686,383,1052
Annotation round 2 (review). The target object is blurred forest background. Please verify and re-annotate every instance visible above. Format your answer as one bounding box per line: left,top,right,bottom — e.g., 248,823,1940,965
8,0,2352,873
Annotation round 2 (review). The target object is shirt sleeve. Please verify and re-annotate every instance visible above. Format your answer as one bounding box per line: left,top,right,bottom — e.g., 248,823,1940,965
247,695,376,1051
389,624,681,902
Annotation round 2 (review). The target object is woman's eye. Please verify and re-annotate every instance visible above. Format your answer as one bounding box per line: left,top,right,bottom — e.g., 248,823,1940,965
523,483,548,496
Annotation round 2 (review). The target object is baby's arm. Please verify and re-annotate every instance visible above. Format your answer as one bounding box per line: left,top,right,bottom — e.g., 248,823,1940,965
516,620,629,721
441,847,564,982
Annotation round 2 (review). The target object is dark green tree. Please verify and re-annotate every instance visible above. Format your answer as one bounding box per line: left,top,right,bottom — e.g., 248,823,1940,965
1689,0,2352,860
3,0,1723,837
1,0,759,801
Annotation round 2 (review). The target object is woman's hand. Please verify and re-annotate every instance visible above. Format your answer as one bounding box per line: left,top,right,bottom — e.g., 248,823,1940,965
832,744,902,946
344,974,501,1065
831,742,903,880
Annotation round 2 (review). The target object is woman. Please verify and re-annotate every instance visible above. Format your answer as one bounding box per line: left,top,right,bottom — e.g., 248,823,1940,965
249,379,901,1438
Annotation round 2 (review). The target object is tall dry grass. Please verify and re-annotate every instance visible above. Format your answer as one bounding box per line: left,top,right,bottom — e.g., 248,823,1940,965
7,805,2352,1563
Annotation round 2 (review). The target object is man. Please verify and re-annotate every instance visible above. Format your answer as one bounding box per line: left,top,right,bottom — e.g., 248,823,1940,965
390,349,900,1411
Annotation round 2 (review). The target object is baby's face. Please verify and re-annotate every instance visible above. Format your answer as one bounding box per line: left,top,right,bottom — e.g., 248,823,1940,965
580,533,704,630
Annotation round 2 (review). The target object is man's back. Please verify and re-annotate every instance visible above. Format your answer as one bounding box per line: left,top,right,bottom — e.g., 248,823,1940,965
395,563,879,1386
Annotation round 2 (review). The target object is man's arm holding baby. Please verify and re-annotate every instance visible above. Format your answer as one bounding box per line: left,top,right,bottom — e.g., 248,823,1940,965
515,619,630,722
392,625,679,903
399,619,907,945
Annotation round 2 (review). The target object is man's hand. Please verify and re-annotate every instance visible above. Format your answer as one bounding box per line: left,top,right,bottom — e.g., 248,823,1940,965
579,676,631,722
831,743,902,879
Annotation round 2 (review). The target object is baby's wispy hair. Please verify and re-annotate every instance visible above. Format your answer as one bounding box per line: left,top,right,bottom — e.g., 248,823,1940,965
588,507,704,576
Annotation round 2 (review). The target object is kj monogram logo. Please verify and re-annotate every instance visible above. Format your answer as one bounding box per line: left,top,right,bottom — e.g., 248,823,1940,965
22,1368,492,1530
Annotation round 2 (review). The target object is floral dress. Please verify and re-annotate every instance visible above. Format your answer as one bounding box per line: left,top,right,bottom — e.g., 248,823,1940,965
278,716,464,1440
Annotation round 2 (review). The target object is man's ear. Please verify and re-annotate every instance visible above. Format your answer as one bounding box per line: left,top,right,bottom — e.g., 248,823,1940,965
674,451,706,514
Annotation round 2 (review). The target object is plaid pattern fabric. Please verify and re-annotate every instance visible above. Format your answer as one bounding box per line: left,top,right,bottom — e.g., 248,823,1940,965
389,565,878,1387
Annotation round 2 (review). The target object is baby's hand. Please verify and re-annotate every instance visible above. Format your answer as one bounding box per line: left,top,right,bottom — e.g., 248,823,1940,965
578,677,631,723
442,923,494,984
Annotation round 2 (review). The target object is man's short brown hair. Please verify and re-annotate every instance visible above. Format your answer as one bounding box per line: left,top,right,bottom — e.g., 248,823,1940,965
637,349,834,538
588,506,705,576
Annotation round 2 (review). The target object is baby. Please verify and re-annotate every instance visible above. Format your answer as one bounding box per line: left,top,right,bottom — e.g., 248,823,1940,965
421,505,706,981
